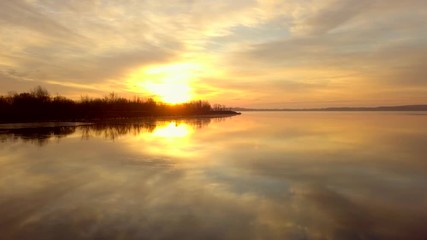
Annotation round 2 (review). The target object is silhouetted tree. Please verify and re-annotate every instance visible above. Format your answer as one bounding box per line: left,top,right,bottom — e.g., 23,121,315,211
0,86,238,123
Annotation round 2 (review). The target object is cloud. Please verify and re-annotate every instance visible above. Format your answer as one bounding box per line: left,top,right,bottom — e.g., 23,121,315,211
219,0,427,106
1,0,427,106
0,0,79,39
290,0,371,36
0,0,189,94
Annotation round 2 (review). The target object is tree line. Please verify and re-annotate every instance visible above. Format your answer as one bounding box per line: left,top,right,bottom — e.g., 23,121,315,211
0,86,235,122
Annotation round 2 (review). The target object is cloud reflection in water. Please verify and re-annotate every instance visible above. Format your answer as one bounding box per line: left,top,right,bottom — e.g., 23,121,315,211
0,113,427,239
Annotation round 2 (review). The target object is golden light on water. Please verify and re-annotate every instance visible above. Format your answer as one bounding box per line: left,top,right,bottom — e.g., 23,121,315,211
128,63,202,104
152,122,192,138
128,121,195,159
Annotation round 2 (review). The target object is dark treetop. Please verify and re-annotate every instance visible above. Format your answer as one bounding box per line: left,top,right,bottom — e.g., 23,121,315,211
0,86,239,123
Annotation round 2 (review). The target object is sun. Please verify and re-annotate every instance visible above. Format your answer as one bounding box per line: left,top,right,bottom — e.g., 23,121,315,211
144,82,191,104
128,63,200,104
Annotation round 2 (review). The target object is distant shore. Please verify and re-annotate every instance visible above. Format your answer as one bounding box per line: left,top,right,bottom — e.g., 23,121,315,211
232,104,427,112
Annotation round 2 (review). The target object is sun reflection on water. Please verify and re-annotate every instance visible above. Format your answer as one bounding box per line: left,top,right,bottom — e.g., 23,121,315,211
152,122,192,138
127,121,197,159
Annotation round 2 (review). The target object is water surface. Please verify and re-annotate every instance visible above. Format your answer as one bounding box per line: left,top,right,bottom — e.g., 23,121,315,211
1,112,427,239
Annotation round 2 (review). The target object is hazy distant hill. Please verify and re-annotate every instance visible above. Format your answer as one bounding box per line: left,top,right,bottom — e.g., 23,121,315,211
232,105,427,112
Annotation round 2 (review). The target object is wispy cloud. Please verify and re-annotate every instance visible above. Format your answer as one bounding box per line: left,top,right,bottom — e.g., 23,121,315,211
1,0,426,106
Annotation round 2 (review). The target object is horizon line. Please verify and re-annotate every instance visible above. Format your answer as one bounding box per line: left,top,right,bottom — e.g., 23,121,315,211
232,104,427,111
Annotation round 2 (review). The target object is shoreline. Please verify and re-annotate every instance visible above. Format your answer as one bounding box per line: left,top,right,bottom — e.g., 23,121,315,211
0,111,241,127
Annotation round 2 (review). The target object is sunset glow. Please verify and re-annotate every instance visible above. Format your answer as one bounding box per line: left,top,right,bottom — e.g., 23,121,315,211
1,1,427,238
1,1,427,107
146,83,191,104
128,63,200,104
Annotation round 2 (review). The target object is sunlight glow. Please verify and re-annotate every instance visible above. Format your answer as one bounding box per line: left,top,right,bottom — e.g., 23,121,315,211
128,63,202,104
144,82,191,104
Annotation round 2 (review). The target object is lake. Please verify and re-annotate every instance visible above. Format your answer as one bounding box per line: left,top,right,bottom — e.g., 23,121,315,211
1,112,427,240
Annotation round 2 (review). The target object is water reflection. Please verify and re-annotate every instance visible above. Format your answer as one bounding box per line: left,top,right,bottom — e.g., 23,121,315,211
0,117,223,145
152,122,192,138
0,112,427,239
0,126,76,146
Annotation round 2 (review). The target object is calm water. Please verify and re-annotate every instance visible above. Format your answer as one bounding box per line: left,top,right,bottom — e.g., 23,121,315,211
1,112,427,240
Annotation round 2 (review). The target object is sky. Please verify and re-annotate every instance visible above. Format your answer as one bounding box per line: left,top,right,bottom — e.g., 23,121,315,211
1,0,427,108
